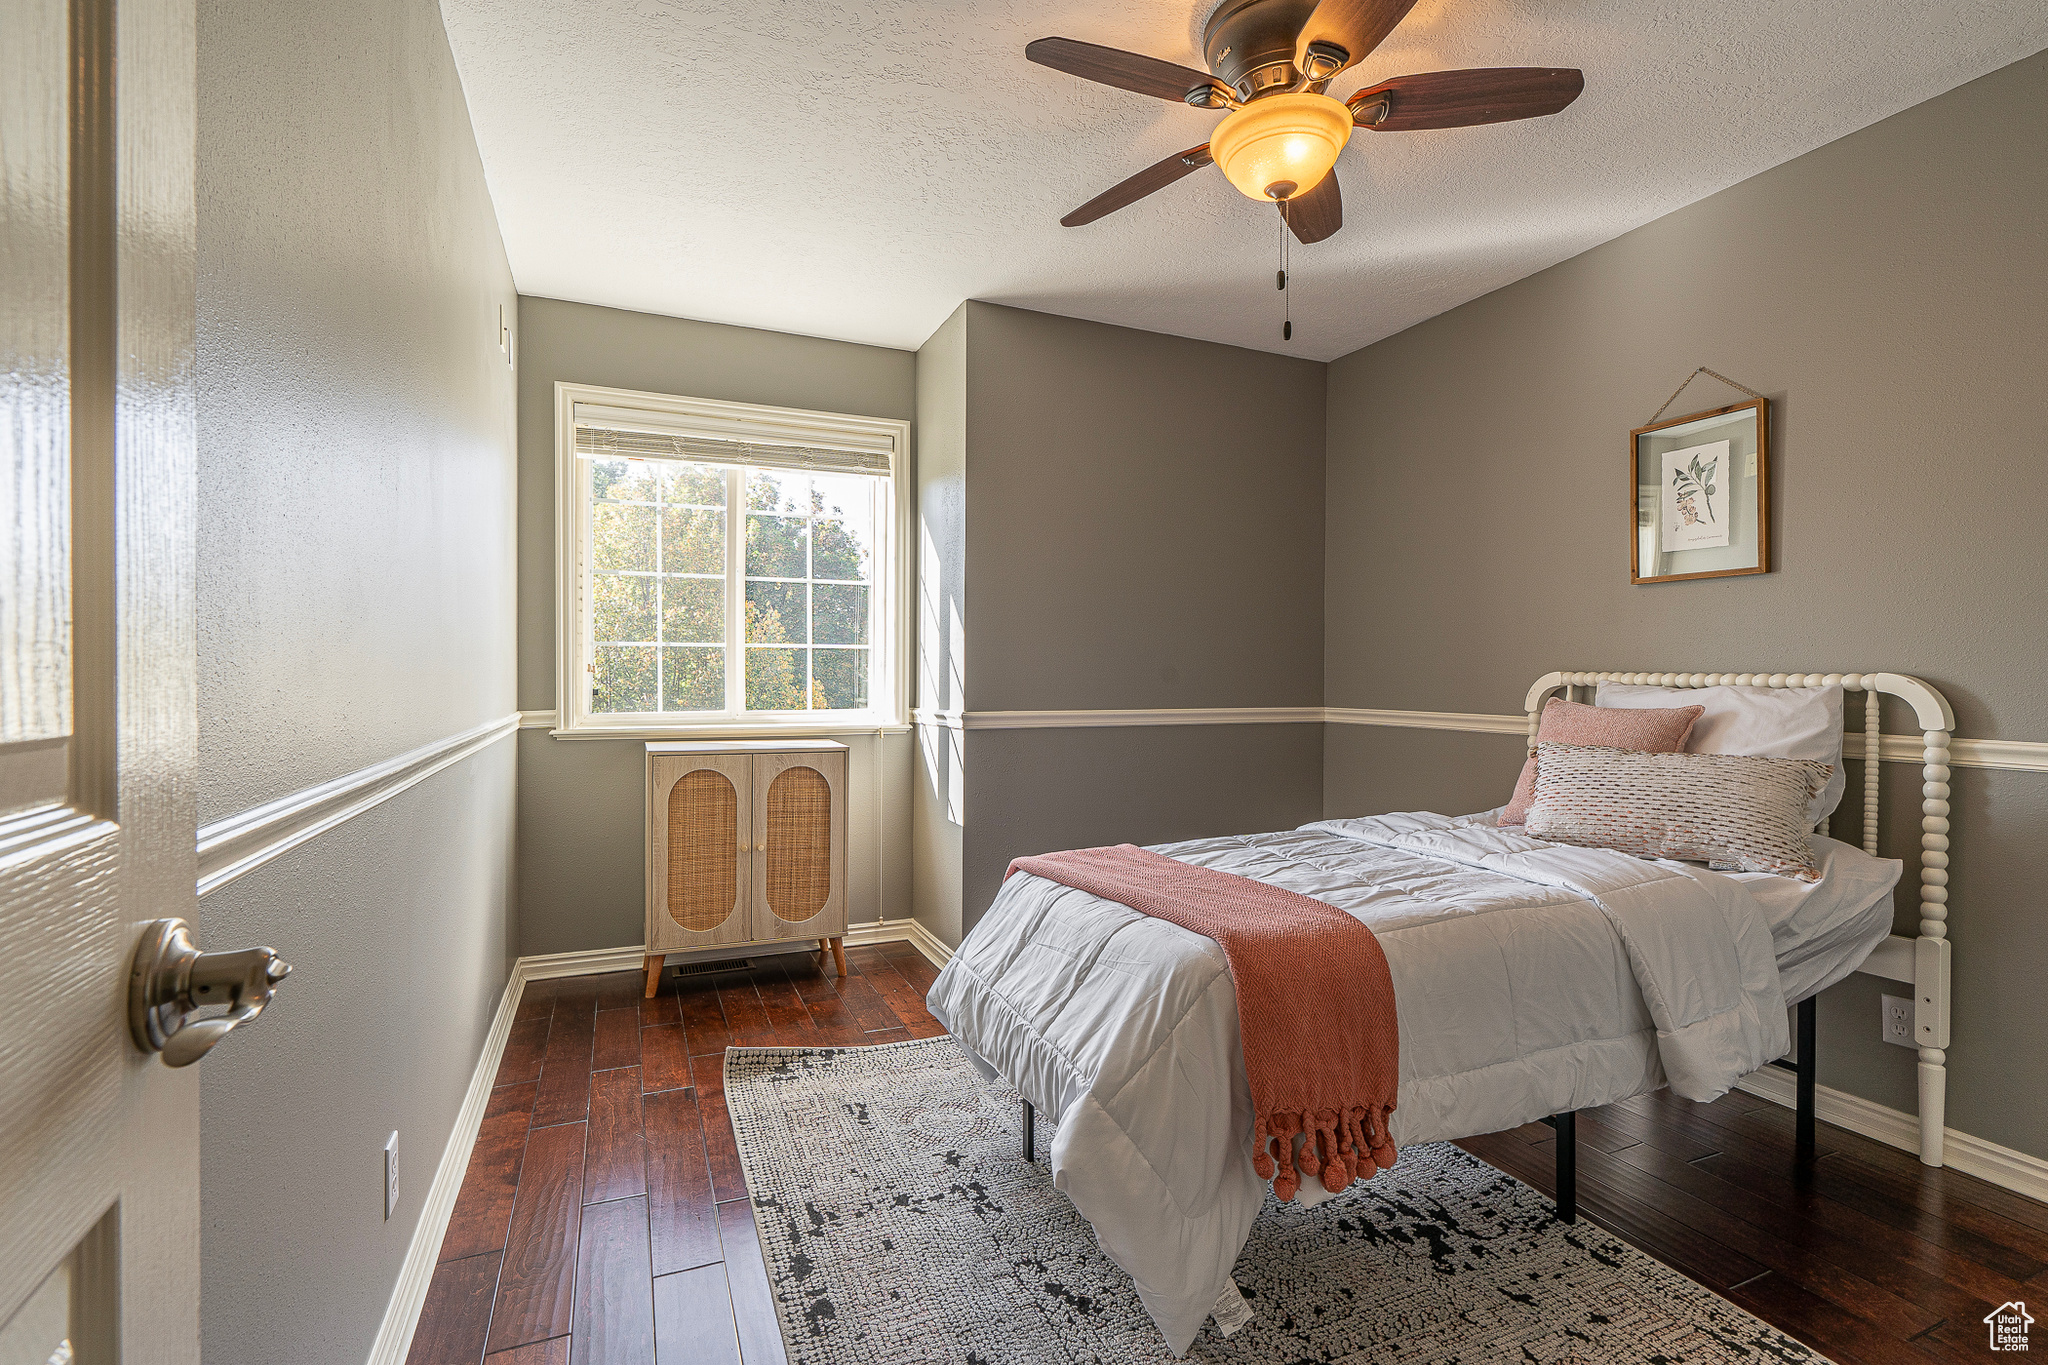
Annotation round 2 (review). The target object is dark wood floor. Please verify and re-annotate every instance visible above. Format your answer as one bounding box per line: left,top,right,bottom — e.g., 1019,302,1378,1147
405,941,946,1365
1459,1089,2048,1363
409,947,2045,1365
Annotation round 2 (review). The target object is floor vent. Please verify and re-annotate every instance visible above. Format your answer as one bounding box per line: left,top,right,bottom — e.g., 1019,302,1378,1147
672,958,752,978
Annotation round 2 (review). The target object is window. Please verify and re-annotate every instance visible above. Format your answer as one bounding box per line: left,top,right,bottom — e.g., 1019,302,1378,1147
555,385,906,733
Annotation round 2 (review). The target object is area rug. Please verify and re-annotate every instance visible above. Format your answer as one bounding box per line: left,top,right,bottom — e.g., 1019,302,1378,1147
725,1039,1828,1364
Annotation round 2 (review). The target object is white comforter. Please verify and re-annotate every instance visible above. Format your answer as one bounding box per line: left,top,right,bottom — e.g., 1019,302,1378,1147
924,812,1791,1355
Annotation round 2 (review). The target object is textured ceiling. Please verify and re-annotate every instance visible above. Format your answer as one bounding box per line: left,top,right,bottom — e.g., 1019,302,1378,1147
440,0,2048,361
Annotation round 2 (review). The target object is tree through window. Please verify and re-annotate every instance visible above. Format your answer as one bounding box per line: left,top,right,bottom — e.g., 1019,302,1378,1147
742,471,872,712
582,456,885,719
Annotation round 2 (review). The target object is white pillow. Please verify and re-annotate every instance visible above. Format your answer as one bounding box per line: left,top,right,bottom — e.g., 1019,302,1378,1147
1595,681,1845,825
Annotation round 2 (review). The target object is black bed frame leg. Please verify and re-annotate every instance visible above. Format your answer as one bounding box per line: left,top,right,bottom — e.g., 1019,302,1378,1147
1022,1098,1035,1163
1795,994,1817,1163
1552,1111,1577,1224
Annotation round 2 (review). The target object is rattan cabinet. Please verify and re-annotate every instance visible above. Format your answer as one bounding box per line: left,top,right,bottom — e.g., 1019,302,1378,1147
642,740,849,997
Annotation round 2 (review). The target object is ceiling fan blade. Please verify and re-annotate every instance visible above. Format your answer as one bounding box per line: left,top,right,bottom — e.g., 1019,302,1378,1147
1350,68,1585,131
1062,145,1214,227
1027,37,1228,104
1294,0,1419,78
1283,171,1342,244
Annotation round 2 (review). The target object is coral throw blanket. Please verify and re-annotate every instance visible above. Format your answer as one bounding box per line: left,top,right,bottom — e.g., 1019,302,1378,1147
1007,844,1399,1200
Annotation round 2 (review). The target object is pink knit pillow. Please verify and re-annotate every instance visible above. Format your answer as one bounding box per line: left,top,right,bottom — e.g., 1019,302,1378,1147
1498,697,1704,827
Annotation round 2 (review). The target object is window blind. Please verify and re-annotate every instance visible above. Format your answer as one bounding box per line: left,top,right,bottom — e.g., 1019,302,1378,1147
573,424,891,476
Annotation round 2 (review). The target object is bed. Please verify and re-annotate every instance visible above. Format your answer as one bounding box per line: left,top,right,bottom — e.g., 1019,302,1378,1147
924,669,1957,1355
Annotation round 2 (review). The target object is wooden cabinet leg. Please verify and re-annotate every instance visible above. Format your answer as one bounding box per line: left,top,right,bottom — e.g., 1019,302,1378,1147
642,953,664,999
829,937,846,978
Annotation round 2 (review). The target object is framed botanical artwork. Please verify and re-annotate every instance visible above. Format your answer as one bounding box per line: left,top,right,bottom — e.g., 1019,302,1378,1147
1630,397,1769,584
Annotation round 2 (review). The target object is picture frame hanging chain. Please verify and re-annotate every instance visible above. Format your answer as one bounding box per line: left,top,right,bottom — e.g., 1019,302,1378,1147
1648,367,1766,424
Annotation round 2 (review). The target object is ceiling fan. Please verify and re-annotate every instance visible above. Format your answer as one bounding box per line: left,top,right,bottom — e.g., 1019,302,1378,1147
1028,0,1585,245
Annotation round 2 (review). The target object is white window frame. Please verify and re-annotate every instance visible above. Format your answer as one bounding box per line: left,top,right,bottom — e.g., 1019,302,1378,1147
553,381,911,738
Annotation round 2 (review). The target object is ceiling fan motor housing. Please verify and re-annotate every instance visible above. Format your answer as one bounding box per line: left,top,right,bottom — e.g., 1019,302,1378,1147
1203,0,1321,98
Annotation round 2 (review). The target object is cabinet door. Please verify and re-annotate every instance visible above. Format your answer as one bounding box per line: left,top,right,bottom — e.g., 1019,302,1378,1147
751,752,847,940
648,755,754,951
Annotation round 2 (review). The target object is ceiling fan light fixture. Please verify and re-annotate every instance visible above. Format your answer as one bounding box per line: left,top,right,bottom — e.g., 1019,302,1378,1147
1209,92,1352,202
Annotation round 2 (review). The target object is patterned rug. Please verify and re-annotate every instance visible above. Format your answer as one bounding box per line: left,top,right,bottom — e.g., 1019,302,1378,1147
725,1038,1829,1364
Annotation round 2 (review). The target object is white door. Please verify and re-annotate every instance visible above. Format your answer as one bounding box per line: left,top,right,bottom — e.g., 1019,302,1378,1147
0,0,202,1359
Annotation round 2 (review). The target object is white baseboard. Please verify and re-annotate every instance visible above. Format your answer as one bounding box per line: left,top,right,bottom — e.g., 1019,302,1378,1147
846,916,953,967
521,944,649,979
632,917,953,973
363,920,947,1365
365,955,528,1365
1736,1067,2048,1204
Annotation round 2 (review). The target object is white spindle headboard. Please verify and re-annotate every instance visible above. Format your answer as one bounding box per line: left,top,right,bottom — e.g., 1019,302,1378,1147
1522,670,1957,1167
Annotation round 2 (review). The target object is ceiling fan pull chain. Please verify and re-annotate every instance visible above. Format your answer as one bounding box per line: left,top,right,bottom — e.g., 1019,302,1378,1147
1279,207,1293,342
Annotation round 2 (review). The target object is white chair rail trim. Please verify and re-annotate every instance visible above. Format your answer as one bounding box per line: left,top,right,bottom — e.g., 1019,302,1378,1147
366,924,948,1365
1854,732,2048,772
913,706,1324,730
197,713,519,897
905,704,2045,770
992,706,1314,729
1324,707,1528,736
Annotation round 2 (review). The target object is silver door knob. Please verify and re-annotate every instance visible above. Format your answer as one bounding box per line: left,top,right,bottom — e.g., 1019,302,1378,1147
128,917,292,1067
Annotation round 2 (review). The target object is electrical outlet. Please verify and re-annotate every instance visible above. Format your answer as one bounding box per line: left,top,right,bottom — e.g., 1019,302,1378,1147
383,1132,400,1220
1881,994,1915,1048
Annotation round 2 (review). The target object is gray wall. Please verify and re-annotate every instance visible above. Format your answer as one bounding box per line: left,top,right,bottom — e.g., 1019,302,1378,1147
194,0,519,1358
514,297,918,955
917,302,1329,934
1323,51,2048,1158
912,307,968,944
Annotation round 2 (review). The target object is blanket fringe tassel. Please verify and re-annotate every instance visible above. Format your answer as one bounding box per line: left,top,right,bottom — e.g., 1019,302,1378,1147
1252,1106,1397,1201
